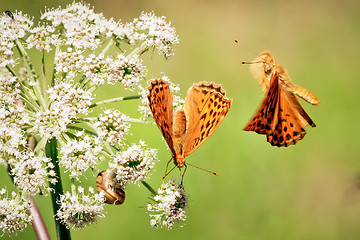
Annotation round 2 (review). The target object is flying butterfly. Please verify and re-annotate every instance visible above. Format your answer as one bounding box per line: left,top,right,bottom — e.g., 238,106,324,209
243,51,320,147
148,79,232,174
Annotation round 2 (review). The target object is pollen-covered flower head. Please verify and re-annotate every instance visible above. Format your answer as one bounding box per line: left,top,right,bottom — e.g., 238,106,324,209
48,81,93,115
93,109,131,145
56,186,105,229
109,140,158,188
41,2,113,50
0,189,32,235
147,178,188,229
132,12,179,58
0,11,33,42
26,24,61,52
60,134,104,179
9,150,57,195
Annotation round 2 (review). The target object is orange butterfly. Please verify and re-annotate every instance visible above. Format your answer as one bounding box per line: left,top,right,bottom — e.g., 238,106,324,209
148,79,232,172
243,51,320,147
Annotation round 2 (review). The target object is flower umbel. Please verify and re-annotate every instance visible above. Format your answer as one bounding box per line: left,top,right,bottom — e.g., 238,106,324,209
56,186,105,229
147,179,188,229
109,141,158,188
0,189,32,235
0,2,181,236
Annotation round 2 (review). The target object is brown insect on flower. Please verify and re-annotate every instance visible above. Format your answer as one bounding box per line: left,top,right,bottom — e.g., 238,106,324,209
243,51,320,147
96,170,125,205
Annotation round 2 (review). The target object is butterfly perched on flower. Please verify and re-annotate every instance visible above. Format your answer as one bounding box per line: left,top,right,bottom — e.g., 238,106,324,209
243,51,320,147
147,79,232,171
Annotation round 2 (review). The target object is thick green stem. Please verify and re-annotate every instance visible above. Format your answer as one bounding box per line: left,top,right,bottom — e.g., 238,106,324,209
45,138,71,240
89,95,141,108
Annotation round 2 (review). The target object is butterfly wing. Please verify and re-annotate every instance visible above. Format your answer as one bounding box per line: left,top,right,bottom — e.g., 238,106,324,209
183,82,232,157
148,79,175,156
243,72,281,134
267,87,316,147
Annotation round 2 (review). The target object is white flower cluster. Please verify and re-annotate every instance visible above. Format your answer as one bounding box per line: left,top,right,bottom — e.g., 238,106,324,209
48,81,93,115
0,2,181,234
147,179,188,229
26,25,60,52
55,48,84,77
108,54,147,89
41,2,110,50
9,151,57,195
132,12,179,58
33,108,72,139
0,75,21,105
0,105,28,158
56,186,105,229
109,141,158,187
60,135,103,179
83,53,147,88
94,109,131,145
0,189,32,235
0,11,33,67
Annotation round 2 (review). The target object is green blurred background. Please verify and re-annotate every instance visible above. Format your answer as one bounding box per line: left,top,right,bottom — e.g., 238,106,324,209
2,0,360,239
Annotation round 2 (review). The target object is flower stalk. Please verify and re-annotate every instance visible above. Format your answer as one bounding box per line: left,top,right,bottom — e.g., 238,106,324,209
45,138,71,240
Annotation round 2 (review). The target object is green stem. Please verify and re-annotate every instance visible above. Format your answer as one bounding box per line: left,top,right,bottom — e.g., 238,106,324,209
141,181,157,196
41,50,49,107
45,138,71,240
127,41,149,58
89,95,141,108
100,38,114,56
15,39,46,109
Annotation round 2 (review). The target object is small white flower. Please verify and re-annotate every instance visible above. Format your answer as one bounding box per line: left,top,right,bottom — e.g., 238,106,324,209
56,186,105,229
0,189,32,235
109,140,158,187
93,109,130,145
60,135,104,179
147,179,188,229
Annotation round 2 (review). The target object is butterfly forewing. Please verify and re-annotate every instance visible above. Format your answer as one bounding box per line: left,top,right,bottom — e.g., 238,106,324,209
183,82,232,157
243,72,280,134
147,79,175,156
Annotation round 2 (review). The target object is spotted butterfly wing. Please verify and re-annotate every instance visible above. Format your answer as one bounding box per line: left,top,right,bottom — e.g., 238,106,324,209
183,82,232,156
147,79,175,157
244,72,316,147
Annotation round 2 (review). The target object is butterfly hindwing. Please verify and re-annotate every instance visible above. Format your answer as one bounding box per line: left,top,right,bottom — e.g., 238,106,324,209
147,79,175,156
183,82,232,157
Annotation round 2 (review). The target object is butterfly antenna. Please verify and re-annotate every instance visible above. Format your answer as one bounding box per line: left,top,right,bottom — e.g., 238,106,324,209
186,163,217,176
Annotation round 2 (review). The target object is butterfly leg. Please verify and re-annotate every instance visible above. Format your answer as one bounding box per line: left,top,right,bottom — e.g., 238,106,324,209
162,157,173,182
180,164,187,185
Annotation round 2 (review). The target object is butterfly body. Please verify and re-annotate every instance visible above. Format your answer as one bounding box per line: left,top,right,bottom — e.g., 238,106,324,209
148,79,232,169
173,109,186,167
244,51,320,147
